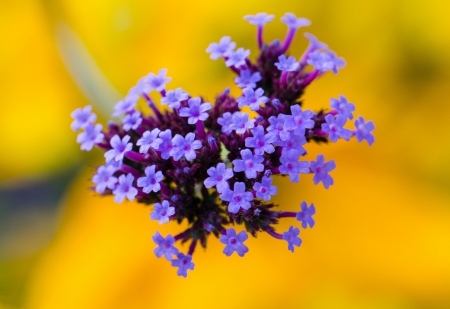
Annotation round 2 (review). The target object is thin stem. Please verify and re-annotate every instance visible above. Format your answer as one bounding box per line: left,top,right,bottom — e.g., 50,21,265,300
188,239,197,256
142,93,163,121
174,229,191,242
281,28,296,53
196,121,206,140
276,212,297,218
257,26,264,49
301,69,319,86
265,228,283,239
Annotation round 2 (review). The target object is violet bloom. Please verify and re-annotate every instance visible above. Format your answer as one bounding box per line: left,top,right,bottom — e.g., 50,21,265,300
137,165,164,193
232,149,265,179
281,13,311,29
330,95,355,120
279,150,310,182
152,231,179,260
354,116,375,146
244,12,274,26
112,94,139,117
104,135,133,162
296,201,315,228
157,129,174,160
309,154,336,189
206,36,236,60
321,114,352,142
220,182,254,213
179,97,212,124
122,111,142,131
234,69,262,89
245,125,276,155
71,105,96,131
92,165,118,194
150,200,175,224
204,162,234,193
274,55,299,72
112,173,138,203
171,253,194,278
253,176,277,201
225,48,250,68
267,114,295,141
275,134,306,155
161,88,189,110
230,112,255,134
290,105,315,136
236,87,268,111
283,226,302,252
307,50,346,74
140,68,172,93
220,228,249,257
136,128,162,154
77,124,104,151
217,112,233,135
170,132,202,161
304,32,328,51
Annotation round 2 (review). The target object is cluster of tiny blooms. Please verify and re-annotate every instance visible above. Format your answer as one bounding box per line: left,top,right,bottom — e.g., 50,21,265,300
71,12,375,277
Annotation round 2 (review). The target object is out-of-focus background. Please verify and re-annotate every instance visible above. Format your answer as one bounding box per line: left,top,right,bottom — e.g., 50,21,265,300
1,0,449,308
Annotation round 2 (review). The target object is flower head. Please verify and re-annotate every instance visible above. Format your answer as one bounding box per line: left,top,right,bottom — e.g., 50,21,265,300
234,70,262,89
171,253,195,277
354,116,375,146
137,165,164,193
151,200,175,224
225,48,250,68
71,105,97,131
206,36,236,60
321,114,352,142
113,173,138,203
152,232,179,260
170,132,202,161
136,128,162,154
104,135,133,162
283,226,302,252
92,164,118,194
253,176,277,201
220,182,254,213
220,228,249,257
274,55,299,72
76,123,104,151
122,111,142,131
307,50,346,74
161,88,189,110
330,95,355,120
244,13,274,26
281,13,311,29
296,201,315,228
232,149,265,179
310,154,336,189
179,97,212,124
204,163,234,193
236,87,268,111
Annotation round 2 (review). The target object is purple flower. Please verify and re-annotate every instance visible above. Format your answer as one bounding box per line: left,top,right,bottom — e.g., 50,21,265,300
136,128,162,154
234,70,262,89
71,105,96,131
171,253,194,277
253,176,277,201
220,182,254,213
304,32,328,51
225,48,250,68
283,226,302,252
150,200,175,224
204,163,234,193
309,154,336,189
157,129,173,160
137,165,164,193
281,13,311,29
267,114,295,141
218,112,233,135
232,149,264,179
161,88,189,110
230,112,255,134
152,231,179,260
354,116,375,146
104,135,133,162
206,36,236,60
122,111,142,131
112,94,139,117
140,68,171,93
296,201,315,228
279,150,310,182
244,13,274,26
321,114,352,142
274,55,299,72
290,105,315,136
76,123,104,151
170,132,202,161
330,95,355,120
112,173,138,203
245,125,276,155
92,165,118,194
179,97,212,124
220,228,249,257
236,87,268,111
307,50,346,74
274,134,306,155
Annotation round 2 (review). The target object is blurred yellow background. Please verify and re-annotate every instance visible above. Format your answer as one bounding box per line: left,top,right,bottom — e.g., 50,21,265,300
1,0,449,308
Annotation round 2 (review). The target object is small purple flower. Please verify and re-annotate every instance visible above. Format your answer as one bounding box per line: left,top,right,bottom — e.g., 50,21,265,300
204,163,234,193
76,123,104,151
136,128,162,154
206,36,236,60
92,165,118,194
220,228,249,257
307,50,346,74
150,200,175,224
267,114,295,141
71,105,97,131
137,165,164,193
321,114,352,142
354,116,375,146
170,132,202,161
283,226,302,252
152,232,179,260
140,68,172,93
253,176,277,201
290,105,315,136
157,129,173,160
220,182,254,213
296,201,315,228
281,13,311,29
225,48,250,68
112,173,138,203
245,125,276,155
279,150,310,182
236,87,268,111
274,55,299,72
217,112,234,135
244,13,274,26
234,70,262,89
104,135,133,162
112,94,139,117
304,32,328,51
122,111,142,131
274,134,306,155
232,149,264,179
171,253,194,278
309,154,336,189
161,88,189,110
330,95,355,120
230,112,255,134
179,97,212,124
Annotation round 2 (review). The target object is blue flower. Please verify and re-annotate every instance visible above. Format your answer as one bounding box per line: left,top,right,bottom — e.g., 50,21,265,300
244,13,274,26
92,164,118,194
225,48,250,68
179,97,212,124
112,173,138,203
310,154,336,189
283,226,302,252
204,163,234,193
354,116,375,146
171,253,195,277
279,150,310,182
161,88,189,110
220,182,254,213
104,135,133,162
304,32,328,51
71,105,96,131
220,228,249,257
112,94,139,117
137,165,164,193
232,149,265,179
122,111,142,131
296,201,315,228
253,176,277,201
170,132,202,161
156,129,173,160
76,123,104,151
267,114,295,141
290,105,315,136
321,114,352,142
206,36,236,60
236,87,268,111
330,95,355,120
281,13,311,29
245,125,277,155
217,112,233,135
230,112,255,134
234,69,262,89
140,68,171,93
307,50,346,74
274,55,299,72
150,200,175,224
136,128,162,154
152,232,179,260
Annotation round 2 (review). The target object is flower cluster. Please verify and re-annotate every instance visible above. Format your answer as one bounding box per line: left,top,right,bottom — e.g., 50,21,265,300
71,12,375,277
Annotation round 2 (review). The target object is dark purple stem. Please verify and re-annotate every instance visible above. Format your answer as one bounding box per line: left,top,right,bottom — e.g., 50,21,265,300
121,165,141,178
281,28,296,53
125,151,146,163
142,93,163,121
196,121,206,140
188,239,197,256
301,69,319,86
160,89,166,97
265,228,283,239
280,71,288,85
174,229,191,242
257,26,264,49
276,212,297,218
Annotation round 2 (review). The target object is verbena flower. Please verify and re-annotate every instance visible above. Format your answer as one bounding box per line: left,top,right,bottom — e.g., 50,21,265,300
71,12,374,277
